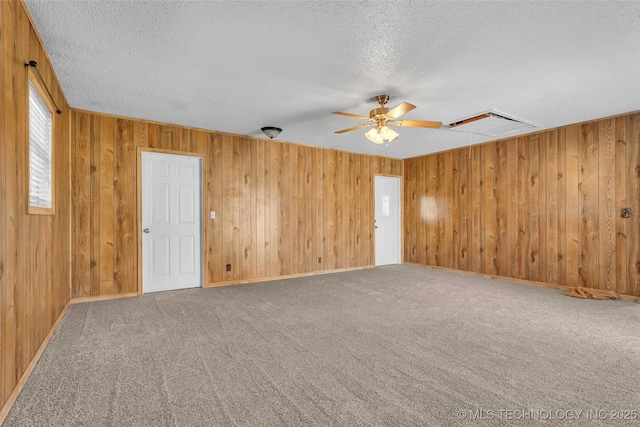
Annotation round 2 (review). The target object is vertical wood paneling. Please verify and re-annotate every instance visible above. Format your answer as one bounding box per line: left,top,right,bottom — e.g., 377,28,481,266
313,148,324,270
2,0,71,412
483,146,495,275
255,139,267,279
335,152,346,269
557,129,567,285
627,114,640,296
470,146,481,273
279,143,291,275
412,157,422,264
516,138,527,280
614,117,627,295
538,134,548,281
240,138,253,280
222,135,233,282
289,145,298,274
579,122,599,287
437,152,452,265
74,112,90,296
436,153,447,266
269,141,280,277
403,113,640,297
494,141,508,276
565,126,581,286
427,155,437,266
204,133,216,282
233,137,243,279
526,136,540,281
114,118,136,294
450,153,460,270
545,131,559,284
99,117,114,295
347,154,356,268
70,111,399,295
15,12,28,372
301,148,312,273
459,150,469,271
599,119,616,290
507,140,519,278
89,115,101,296
363,157,373,265
323,150,336,270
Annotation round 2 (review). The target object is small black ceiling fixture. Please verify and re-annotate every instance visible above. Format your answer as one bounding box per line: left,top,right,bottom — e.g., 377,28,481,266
261,126,282,139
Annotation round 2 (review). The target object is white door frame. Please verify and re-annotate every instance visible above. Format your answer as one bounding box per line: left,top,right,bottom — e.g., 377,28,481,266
136,148,207,294
374,174,402,266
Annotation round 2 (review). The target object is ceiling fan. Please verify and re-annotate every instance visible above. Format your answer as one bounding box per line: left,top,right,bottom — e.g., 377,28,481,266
333,95,442,144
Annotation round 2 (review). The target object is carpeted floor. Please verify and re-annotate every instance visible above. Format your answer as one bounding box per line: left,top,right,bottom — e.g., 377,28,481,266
4,265,640,426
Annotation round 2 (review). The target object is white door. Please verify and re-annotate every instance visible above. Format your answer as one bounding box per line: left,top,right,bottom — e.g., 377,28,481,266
142,152,202,293
375,176,401,266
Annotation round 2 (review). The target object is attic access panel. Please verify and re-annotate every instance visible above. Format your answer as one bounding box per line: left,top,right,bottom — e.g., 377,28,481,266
448,110,537,137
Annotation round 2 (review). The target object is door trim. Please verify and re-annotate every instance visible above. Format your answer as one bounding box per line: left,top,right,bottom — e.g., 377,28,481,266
373,174,403,266
136,147,208,294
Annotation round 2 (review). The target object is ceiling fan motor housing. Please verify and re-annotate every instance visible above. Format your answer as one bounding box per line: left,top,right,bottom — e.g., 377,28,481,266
370,107,390,119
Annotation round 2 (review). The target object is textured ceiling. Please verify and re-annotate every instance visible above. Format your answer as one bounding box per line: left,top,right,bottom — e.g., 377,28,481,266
25,1,640,159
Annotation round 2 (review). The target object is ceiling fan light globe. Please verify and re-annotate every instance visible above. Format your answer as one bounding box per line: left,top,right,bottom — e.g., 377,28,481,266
365,128,384,144
379,125,399,142
378,125,391,140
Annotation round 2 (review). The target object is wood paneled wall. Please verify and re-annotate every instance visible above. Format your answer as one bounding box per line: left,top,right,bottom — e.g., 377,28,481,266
1,0,71,412
71,111,403,297
404,113,640,297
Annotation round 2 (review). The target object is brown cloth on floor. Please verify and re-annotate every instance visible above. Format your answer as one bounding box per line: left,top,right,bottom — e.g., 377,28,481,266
564,286,618,300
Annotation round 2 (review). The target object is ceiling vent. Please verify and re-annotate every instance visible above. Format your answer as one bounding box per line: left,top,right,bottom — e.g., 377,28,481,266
448,110,536,137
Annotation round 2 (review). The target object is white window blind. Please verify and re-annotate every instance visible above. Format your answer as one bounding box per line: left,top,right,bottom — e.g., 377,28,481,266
28,80,53,209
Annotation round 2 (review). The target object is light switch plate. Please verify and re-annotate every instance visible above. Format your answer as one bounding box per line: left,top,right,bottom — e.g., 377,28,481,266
210,211,216,219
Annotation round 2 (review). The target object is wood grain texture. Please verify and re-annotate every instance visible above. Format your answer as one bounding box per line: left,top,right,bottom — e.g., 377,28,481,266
565,125,580,287
627,114,640,296
598,119,616,290
557,129,567,286
494,141,508,277
1,0,71,414
403,112,640,297
482,146,495,275
545,131,558,284
458,150,469,271
70,112,401,297
526,135,540,281
579,122,599,287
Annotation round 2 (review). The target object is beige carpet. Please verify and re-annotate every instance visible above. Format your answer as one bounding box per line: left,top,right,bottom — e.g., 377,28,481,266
4,265,640,426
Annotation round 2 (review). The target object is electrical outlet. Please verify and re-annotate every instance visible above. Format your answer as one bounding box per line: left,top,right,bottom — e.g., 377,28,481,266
226,264,231,272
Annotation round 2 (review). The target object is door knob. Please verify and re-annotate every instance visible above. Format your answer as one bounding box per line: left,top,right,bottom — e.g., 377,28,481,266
143,228,150,233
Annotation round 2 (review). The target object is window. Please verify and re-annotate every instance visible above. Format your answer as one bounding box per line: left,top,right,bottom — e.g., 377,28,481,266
28,71,55,214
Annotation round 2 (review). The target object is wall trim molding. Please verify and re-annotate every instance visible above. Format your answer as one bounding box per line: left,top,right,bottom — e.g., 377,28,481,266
70,292,140,304
205,265,375,288
404,262,640,302
0,299,71,425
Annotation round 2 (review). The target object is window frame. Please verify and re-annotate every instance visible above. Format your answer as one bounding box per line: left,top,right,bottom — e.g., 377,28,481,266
27,67,56,215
